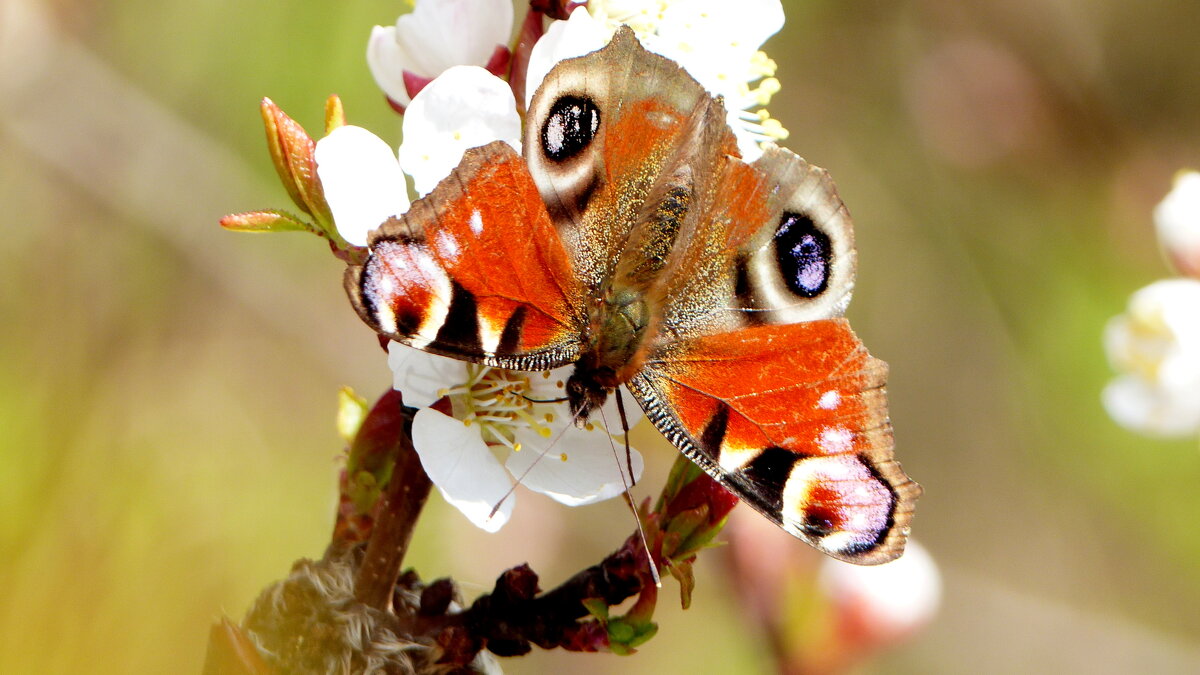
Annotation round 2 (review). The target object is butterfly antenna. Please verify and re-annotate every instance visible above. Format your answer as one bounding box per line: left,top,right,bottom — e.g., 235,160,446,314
519,393,570,404
601,392,661,588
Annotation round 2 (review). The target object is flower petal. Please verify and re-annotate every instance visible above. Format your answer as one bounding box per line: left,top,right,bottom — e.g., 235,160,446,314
1154,171,1200,277
506,422,644,506
657,0,783,58
396,0,514,75
818,539,941,639
369,0,516,106
313,125,409,246
366,25,412,106
398,66,522,196
388,342,468,408
412,408,514,531
525,7,610,108
1103,375,1200,438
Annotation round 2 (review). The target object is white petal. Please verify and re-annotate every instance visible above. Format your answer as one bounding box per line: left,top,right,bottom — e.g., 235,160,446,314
1154,171,1200,273
506,422,644,506
658,0,783,56
366,25,413,106
412,408,515,531
1103,375,1200,438
731,117,765,161
398,66,522,196
314,125,410,246
525,7,611,108
394,0,514,75
818,539,941,635
596,385,646,430
1115,279,1200,390
388,342,467,408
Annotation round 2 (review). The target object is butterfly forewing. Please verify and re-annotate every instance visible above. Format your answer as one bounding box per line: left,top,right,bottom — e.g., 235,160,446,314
524,29,718,299
346,142,587,370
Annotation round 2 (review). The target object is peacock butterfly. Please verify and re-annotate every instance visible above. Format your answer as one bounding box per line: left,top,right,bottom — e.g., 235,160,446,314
345,27,921,564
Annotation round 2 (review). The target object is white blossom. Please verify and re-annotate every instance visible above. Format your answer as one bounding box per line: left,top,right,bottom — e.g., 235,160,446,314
398,65,523,197
367,0,514,107
314,125,410,247
1154,170,1200,278
390,343,645,532
574,0,789,159
818,539,941,640
1103,279,1200,437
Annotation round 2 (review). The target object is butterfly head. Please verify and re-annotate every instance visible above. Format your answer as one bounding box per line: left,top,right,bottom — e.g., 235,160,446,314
564,364,612,426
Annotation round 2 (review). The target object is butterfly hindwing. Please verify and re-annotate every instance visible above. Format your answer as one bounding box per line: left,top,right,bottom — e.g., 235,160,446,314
345,142,586,370
631,319,920,564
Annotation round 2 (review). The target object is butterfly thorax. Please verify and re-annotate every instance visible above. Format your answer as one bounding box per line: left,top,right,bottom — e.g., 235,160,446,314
566,285,654,423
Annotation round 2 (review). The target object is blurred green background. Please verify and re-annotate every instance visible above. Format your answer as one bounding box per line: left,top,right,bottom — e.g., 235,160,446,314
2,0,1199,672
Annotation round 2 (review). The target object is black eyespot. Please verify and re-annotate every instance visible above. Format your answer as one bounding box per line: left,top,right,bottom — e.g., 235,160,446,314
541,95,600,162
774,212,831,298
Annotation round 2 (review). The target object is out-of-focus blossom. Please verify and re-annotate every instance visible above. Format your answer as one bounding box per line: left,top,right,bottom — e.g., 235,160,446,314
818,539,941,647
398,65,523,197
389,343,645,532
313,125,410,247
527,4,787,160
1103,279,1200,437
368,0,514,109
1154,170,1200,279
724,508,940,673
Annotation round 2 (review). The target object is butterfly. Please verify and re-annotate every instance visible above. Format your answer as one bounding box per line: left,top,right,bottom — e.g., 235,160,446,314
345,27,921,564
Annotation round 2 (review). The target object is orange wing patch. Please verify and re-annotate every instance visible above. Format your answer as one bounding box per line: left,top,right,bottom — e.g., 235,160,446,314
346,142,586,370
630,319,920,564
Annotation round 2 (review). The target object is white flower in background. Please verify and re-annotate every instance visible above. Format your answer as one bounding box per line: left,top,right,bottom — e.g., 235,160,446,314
389,343,645,532
1103,279,1200,437
578,1,789,159
314,125,410,247
1154,170,1200,279
398,66,523,197
818,539,941,643
368,0,514,109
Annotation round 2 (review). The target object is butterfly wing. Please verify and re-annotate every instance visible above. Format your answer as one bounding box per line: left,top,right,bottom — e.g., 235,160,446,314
345,142,587,370
523,28,723,300
631,320,919,564
633,146,920,564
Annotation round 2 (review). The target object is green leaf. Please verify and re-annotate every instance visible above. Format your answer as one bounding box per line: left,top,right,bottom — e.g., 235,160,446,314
581,597,609,621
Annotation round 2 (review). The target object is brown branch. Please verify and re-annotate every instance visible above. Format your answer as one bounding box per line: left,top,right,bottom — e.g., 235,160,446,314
352,403,432,610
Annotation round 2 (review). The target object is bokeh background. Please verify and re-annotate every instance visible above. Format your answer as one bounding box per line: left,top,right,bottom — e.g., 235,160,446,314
3,0,1199,672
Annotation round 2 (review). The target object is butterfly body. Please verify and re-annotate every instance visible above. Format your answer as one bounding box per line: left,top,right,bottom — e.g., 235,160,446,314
347,28,920,564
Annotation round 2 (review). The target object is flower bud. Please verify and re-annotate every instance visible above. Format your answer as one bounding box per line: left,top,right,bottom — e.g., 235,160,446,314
259,98,333,227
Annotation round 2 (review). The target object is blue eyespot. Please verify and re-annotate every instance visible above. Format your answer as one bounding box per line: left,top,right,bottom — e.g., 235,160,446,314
774,212,830,298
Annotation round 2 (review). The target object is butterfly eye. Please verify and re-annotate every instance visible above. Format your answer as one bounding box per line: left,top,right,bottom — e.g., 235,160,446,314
541,96,601,162
774,212,831,298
